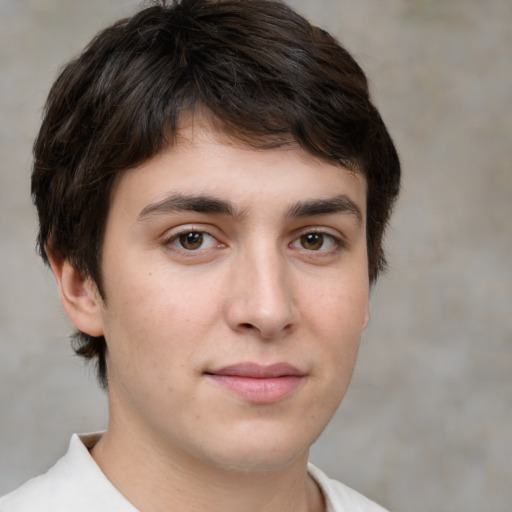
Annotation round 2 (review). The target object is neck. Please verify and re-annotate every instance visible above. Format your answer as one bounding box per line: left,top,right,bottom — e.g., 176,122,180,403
91,415,325,512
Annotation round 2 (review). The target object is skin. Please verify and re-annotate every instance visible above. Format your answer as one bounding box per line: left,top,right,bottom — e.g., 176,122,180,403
50,120,370,512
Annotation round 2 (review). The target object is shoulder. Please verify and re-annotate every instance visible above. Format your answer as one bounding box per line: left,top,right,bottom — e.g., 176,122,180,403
0,433,136,512
0,449,74,512
1,469,56,512
307,463,389,512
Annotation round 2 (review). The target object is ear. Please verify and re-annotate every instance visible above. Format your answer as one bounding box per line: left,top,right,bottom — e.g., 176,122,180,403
47,249,105,337
362,302,370,331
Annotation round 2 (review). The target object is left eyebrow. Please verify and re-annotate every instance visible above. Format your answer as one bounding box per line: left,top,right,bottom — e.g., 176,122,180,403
286,195,363,224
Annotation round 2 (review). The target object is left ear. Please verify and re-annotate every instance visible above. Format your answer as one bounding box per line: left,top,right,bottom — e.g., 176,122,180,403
47,248,105,337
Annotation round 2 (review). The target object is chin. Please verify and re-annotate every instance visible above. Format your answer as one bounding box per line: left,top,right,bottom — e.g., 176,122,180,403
206,447,308,474
193,423,319,474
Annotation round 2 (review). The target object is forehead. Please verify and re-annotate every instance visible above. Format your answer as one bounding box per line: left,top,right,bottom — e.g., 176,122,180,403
111,119,367,218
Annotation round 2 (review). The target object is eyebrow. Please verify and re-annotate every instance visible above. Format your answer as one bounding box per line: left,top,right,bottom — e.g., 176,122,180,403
286,195,363,224
137,193,362,224
137,193,242,221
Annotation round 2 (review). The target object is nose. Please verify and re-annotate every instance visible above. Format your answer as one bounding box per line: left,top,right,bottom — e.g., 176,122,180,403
224,248,299,339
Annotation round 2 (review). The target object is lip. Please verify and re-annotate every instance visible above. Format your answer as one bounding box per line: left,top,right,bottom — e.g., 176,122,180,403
205,363,305,403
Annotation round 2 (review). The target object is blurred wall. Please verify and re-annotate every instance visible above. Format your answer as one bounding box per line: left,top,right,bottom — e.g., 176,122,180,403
1,1,511,511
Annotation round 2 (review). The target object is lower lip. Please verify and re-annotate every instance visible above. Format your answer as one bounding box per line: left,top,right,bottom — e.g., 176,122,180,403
207,375,303,403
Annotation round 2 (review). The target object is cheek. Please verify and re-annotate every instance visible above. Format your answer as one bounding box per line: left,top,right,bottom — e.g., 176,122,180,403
306,276,369,332
303,277,369,372
102,267,221,368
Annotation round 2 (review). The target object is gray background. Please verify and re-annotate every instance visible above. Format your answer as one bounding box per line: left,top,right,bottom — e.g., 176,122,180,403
1,1,511,510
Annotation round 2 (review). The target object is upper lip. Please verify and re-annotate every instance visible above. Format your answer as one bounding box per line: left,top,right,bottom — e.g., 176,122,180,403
206,362,304,378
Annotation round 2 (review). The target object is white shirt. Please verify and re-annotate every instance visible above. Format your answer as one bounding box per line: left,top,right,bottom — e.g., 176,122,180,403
0,433,388,512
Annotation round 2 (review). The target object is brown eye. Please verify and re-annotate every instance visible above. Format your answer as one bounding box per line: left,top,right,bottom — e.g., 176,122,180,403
300,233,324,250
177,232,205,250
167,230,222,254
291,232,340,253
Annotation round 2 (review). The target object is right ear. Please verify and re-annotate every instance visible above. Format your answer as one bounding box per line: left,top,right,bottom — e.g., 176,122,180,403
46,248,105,337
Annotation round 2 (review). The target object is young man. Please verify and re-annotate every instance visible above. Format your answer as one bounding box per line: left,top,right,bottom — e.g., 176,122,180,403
1,1,400,510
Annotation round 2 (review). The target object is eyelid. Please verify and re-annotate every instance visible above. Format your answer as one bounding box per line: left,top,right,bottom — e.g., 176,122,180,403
162,225,226,252
289,227,348,256
169,232,217,250
293,226,347,245
162,223,221,239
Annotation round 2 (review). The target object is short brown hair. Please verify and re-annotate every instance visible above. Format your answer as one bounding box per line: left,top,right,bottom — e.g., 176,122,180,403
32,0,400,387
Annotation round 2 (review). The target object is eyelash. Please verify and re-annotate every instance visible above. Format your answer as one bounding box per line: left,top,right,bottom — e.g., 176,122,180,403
164,228,224,254
163,227,346,256
290,230,346,254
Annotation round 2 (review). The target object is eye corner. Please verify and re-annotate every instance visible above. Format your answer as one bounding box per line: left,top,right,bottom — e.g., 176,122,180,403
289,229,347,255
162,226,227,257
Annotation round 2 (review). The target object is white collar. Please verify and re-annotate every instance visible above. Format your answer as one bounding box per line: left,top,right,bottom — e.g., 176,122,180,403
2,433,386,512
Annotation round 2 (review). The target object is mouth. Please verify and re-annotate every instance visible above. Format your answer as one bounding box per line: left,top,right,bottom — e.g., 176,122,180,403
204,363,305,404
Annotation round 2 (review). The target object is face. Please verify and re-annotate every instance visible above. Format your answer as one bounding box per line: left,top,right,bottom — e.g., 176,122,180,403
94,122,369,472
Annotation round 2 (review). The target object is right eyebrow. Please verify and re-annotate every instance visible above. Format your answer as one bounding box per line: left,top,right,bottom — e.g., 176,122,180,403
137,193,243,222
